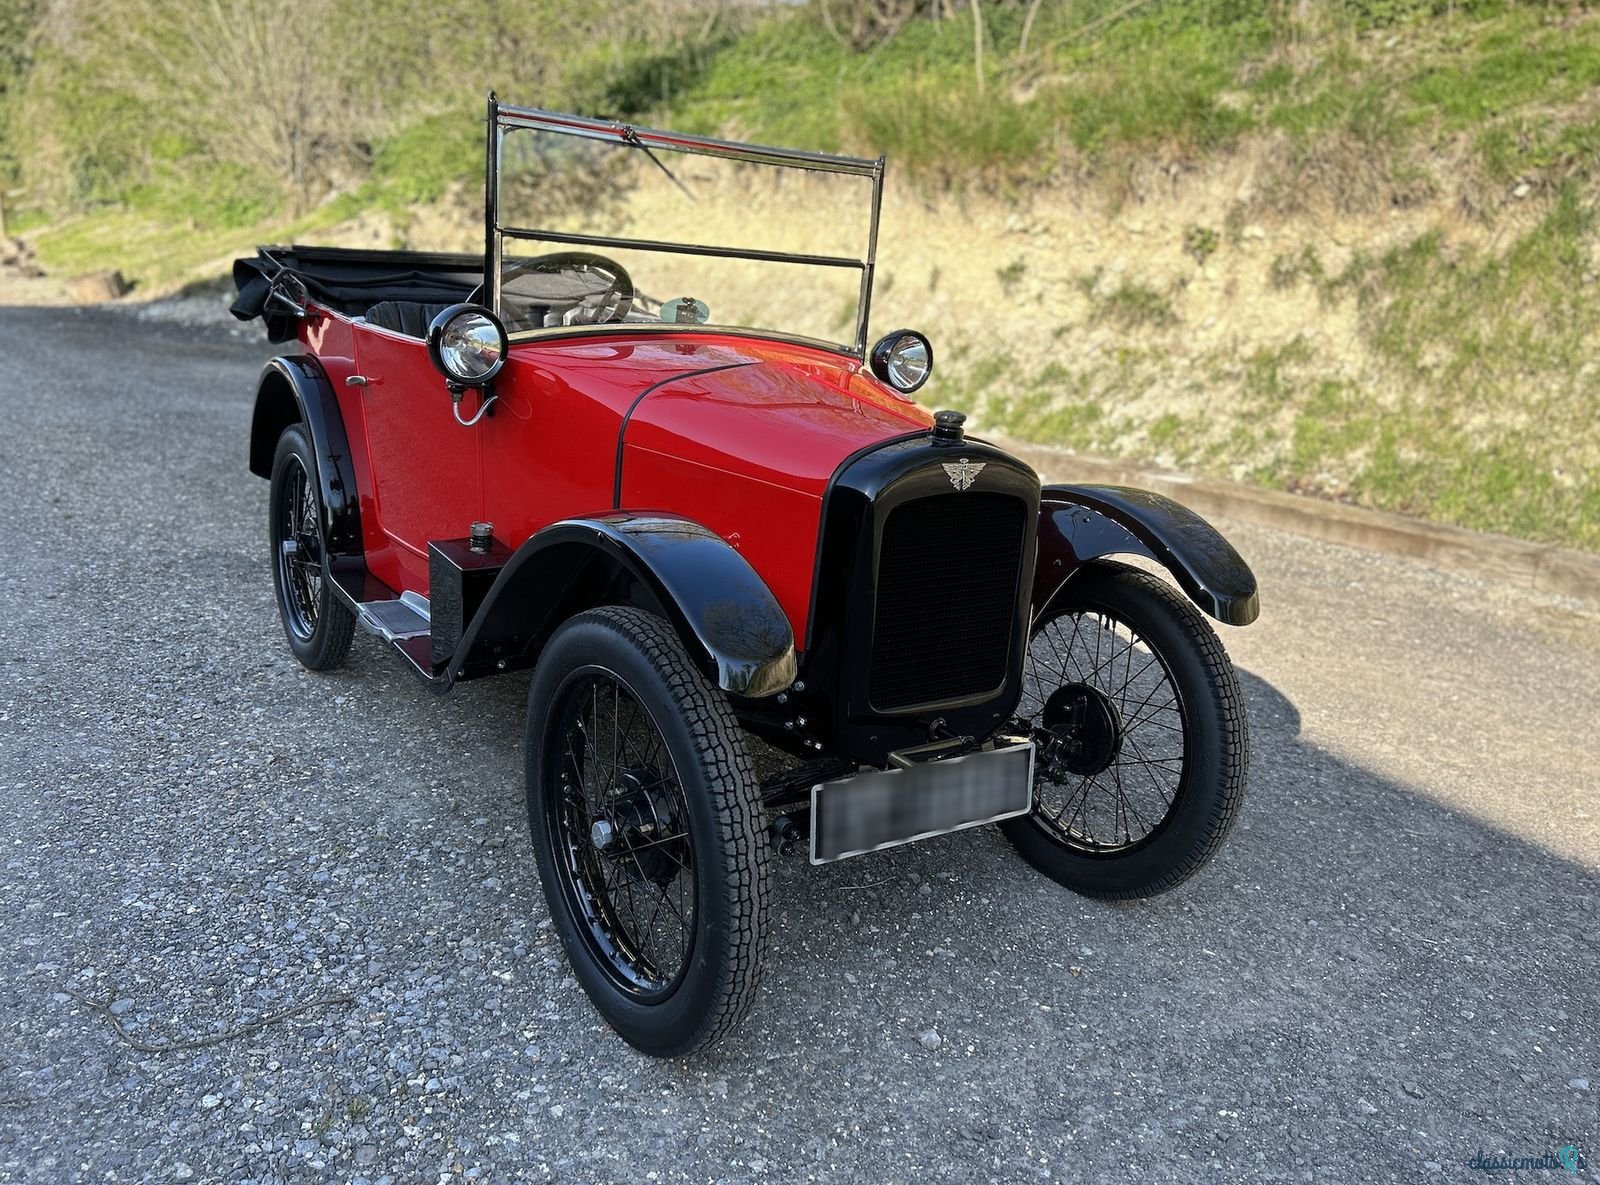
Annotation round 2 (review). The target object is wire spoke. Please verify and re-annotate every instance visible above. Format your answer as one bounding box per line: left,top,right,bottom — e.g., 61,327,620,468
545,671,696,998
1025,601,1191,855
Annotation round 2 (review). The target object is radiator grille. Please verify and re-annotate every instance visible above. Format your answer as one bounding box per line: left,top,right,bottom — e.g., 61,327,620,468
869,491,1027,711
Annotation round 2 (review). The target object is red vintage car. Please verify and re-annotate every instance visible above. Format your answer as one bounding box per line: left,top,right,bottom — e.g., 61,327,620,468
233,96,1258,1056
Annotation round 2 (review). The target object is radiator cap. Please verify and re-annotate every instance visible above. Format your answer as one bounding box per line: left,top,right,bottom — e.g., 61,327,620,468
931,410,966,445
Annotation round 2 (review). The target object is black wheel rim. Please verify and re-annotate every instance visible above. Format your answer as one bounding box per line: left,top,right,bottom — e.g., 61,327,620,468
544,668,696,1000
274,455,324,641
1016,607,1188,855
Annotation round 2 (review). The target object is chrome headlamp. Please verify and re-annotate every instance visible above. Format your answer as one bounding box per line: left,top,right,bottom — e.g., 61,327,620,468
427,304,508,387
869,329,933,395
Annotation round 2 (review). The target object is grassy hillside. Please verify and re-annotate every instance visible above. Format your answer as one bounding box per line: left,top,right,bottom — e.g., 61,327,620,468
3,0,1598,551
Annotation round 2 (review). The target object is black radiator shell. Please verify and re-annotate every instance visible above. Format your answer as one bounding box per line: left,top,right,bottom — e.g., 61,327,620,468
796,435,1040,767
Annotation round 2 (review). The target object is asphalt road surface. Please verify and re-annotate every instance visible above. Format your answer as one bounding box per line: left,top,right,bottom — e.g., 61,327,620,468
1,306,1597,1185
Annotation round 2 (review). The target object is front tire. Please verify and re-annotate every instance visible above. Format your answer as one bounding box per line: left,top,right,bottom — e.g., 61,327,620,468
1001,561,1248,898
269,425,356,671
525,606,768,1056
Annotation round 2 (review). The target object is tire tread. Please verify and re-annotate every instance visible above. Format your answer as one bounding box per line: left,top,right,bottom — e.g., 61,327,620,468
533,606,768,1055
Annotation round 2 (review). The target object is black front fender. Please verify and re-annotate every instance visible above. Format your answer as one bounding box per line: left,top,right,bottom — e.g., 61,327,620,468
246,355,363,559
450,513,798,697
1035,485,1260,626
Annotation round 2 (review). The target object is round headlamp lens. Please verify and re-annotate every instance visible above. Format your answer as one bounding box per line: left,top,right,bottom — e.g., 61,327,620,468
439,312,503,382
870,329,934,394
885,337,930,390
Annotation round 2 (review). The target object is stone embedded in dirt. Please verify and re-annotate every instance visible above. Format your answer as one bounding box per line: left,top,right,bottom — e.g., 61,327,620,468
917,1029,942,1050
67,269,129,303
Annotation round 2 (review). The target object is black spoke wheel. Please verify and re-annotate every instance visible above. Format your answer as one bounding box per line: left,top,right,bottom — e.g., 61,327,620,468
547,670,698,999
268,426,355,671
526,607,767,1056
1001,561,1248,898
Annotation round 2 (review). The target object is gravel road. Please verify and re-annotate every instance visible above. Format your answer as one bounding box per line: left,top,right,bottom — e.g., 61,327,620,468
1,304,1596,1184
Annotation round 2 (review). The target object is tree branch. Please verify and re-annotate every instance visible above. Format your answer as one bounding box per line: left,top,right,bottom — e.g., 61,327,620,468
67,989,355,1054
1048,0,1154,51
969,0,985,96
1019,0,1048,57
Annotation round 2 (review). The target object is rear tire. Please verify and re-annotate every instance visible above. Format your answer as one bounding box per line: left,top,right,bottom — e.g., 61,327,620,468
1001,561,1248,898
524,606,768,1056
269,425,356,671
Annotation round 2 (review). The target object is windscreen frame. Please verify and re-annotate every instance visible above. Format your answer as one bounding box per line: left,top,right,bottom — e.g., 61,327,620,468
483,94,886,355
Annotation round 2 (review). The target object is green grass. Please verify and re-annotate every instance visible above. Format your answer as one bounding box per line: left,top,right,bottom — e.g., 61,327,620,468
368,110,483,213
27,200,360,291
644,2,1278,177
982,361,1600,554
1335,188,1597,383
1268,245,1327,291
1057,16,1268,157
996,256,1027,295
1407,13,1600,127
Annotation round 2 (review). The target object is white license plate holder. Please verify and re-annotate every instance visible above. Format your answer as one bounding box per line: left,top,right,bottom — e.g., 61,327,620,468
808,741,1036,865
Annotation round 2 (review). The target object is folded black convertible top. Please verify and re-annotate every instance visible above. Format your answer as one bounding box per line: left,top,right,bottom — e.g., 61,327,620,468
231,246,482,342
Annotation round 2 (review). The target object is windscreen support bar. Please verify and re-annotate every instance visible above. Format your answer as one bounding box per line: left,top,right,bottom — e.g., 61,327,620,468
500,227,866,272
486,92,504,317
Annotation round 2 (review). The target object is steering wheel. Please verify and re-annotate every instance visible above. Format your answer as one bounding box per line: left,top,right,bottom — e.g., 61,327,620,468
487,251,635,328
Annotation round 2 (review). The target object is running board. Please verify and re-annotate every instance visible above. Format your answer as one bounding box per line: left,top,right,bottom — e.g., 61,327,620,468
324,531,510,689
352,590,443,682
356,591,431,641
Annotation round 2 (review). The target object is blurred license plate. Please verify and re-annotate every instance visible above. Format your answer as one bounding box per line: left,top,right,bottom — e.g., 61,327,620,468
809,742,1035,864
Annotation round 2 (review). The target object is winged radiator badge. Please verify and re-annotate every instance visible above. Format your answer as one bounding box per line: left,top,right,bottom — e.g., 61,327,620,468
942,458,986,491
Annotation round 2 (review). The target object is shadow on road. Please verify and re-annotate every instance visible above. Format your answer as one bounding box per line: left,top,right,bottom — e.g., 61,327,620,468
732,664,1598,1164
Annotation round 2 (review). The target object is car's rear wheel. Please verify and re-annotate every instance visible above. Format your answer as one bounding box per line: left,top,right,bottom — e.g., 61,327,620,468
525,606,768,1056
269,425,356,671
1001,561,1248,898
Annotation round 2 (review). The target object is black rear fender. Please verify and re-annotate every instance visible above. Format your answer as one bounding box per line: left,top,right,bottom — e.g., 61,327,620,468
1035,485,1260,626
247,355,362,559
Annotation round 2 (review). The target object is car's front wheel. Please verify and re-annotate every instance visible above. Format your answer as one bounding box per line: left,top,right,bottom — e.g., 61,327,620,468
524,606,768,1056
269,425,356,671
1001,560,1249,898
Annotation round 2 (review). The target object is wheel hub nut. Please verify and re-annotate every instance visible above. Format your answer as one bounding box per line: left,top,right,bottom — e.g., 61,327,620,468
591,819,616,851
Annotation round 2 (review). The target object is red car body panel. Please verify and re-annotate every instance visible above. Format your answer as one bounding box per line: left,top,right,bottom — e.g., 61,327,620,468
300,311,934,646
619,339,932,637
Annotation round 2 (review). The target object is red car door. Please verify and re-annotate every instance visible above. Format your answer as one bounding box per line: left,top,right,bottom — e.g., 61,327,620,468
352,324,483,594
